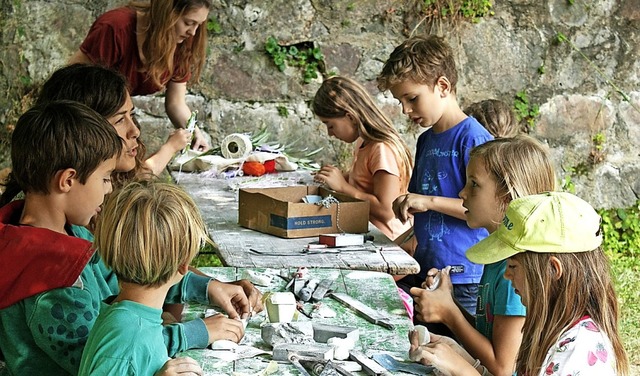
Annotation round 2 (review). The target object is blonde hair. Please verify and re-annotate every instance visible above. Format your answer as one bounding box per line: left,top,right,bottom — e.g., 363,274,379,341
469,135,557,217
465,99,520,138
129,0,210,87
377,35,458,93
95,181,208,286
312,76,413,184
512,249,629,375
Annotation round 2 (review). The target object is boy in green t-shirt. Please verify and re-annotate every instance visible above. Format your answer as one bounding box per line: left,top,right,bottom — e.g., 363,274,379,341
79,181,207,375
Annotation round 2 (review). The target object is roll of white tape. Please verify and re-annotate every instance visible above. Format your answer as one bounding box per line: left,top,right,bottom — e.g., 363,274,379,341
221,133,252,159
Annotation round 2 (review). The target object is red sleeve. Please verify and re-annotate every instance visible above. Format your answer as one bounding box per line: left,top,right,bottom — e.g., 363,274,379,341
79,9,130,67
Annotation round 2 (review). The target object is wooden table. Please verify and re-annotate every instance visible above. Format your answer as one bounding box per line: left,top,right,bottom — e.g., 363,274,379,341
173,171,420,276
179,267,431,375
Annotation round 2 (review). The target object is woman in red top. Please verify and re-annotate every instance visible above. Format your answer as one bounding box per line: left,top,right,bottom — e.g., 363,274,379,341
70,0,211,151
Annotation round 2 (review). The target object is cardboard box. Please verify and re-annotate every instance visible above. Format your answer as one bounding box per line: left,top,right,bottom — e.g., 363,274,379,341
238,186,369,238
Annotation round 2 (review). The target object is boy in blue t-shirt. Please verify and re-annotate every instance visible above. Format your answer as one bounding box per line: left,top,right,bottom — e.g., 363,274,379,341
377,35,493,325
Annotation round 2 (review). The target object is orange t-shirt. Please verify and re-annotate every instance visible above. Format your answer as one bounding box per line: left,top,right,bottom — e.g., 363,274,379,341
348,140,411,240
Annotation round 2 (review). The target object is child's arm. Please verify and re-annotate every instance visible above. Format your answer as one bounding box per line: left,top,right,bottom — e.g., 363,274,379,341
409,332,481,376
315,166,401,226
165,272,263,319
145,129,191,176
411,271,522,376
393,194,467,223
25,289,96,374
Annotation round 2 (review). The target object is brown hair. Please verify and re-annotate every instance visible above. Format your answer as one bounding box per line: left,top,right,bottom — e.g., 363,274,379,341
465,99,520,138
95,181,208,286
1,101,122,206
377,35,458,93
36,63,152,187
512,249,629,375
129,0,211,87
469,135,557,217
312,76,413,184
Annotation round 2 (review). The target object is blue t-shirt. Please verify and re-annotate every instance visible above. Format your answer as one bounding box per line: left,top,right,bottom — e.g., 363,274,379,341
409,117,492,284
475,261,526,340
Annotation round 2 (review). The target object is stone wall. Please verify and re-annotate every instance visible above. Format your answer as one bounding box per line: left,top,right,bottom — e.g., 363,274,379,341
1,0,638,208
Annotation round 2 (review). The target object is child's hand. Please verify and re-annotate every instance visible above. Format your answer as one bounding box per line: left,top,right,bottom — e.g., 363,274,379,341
228,279,264,318
314,165,347,191
422,266,452,291
428,334,476,364
203,314,245,344
409,338,476,375
392,193,429,223
155,356,202,376
207,280,250,319
409,268,455,324
166,128,191,153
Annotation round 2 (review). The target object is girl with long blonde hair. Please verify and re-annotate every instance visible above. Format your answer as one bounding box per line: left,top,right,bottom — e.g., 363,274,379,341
410,191,629,376
312,76,413,241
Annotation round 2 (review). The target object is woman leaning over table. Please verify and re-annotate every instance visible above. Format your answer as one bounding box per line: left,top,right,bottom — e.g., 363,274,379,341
70,0,211,151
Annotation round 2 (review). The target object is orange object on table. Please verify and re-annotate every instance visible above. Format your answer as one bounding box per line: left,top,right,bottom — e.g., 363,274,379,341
264,159,276,173
242,161,266,176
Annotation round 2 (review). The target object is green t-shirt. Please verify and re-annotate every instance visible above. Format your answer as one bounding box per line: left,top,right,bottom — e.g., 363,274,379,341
0,226,210,375
78,300,167,375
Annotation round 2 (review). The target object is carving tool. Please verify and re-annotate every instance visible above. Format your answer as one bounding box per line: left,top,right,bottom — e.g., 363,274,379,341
328,292,395,330
181,110,198,154
372,353,434,375
349,351,390,376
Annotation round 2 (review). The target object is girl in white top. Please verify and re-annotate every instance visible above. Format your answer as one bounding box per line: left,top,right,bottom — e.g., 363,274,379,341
409,192,629,376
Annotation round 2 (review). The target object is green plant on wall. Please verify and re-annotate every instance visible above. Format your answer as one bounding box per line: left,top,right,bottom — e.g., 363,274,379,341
513,90,540,130
560,160,592,194
422,0,494,23
206,17,222,33
265,36,324,84
589,131,606,164
559,165,576,193
411,0,494,35
599,201,640,259
277,106,289,118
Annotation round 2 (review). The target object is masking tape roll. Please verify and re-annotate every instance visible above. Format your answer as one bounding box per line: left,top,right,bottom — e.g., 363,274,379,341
221,133,252,159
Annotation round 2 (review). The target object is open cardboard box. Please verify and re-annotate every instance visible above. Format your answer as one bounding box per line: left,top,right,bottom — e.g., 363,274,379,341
238,186,370,238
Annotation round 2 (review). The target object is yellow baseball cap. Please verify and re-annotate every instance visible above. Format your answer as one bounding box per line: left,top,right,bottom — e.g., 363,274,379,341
466,191,602,264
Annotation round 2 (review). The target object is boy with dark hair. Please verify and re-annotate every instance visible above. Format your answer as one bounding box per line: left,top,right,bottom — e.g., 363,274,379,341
0,101,121,374
378,35,493,328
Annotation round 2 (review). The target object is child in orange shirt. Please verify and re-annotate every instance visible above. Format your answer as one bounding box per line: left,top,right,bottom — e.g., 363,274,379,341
312,76,413,241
